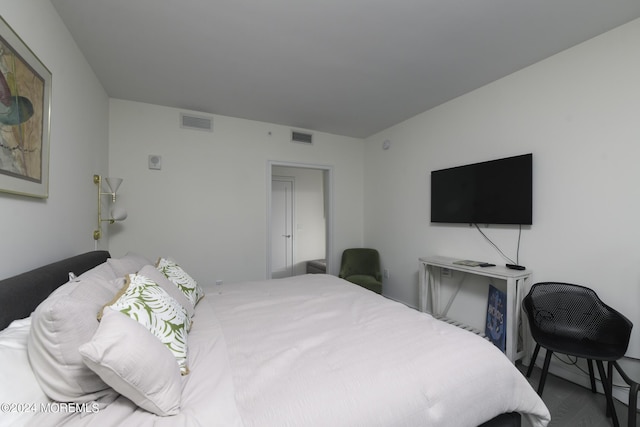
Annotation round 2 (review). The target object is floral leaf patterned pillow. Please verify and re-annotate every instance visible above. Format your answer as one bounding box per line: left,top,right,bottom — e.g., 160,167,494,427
106,273,191,375
156,258,204,308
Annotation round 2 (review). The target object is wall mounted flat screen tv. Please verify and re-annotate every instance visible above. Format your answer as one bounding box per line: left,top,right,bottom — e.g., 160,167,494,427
430,153,532,225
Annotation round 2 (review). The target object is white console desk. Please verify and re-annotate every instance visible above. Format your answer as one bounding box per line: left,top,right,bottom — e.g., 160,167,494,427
418,256,532,364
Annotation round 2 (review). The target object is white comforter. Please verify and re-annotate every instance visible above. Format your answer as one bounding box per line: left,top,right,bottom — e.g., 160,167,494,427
25,274,550,427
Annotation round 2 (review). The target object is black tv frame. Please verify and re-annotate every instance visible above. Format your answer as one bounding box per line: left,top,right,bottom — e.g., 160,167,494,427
430,154,532,225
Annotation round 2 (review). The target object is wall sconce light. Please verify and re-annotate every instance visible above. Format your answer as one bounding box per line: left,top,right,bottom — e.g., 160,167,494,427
93,174,127,240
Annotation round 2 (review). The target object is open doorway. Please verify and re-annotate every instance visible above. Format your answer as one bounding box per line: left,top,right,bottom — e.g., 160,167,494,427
267,161,333,279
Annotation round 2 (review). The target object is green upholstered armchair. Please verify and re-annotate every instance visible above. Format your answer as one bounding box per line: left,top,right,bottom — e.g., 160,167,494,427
338,248,382,294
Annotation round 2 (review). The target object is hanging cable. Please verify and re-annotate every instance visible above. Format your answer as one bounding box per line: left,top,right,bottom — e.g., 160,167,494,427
515,224,522,265
474,224,517,265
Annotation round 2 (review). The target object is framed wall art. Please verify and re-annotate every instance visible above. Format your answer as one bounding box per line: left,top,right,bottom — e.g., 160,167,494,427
0,16,51,198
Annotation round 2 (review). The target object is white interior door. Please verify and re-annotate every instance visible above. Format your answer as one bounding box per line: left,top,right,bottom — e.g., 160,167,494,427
271,177,294,278
267,161,333,279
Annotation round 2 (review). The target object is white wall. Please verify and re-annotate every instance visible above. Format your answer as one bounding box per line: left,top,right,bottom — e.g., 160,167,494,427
108,100,363,284
0,0,109,279
272,166,326,276
363,17,640,387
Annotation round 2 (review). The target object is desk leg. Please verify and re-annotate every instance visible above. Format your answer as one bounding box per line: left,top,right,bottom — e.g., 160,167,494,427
427,265,440,316
418,262,440,315
506,277,516,363
418,263,427,312
515,277,528,363
505,277,527,364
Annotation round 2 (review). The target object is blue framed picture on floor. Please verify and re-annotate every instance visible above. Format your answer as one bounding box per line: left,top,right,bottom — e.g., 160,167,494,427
486,284,506,352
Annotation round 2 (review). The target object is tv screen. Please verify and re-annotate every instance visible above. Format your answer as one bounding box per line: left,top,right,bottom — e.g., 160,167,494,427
430,154,532,225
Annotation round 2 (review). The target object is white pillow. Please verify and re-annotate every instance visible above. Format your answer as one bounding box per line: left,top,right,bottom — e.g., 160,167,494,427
156,257,205,308
80,309,182,416
27,273,123,403
75,260,120,284
105,273,191,375
107,252,153,277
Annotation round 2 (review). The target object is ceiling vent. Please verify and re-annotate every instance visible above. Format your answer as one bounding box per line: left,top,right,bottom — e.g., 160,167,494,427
180,113,213,132
291,130,313,145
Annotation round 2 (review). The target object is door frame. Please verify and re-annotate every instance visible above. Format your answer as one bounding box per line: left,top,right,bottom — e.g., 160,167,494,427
266,160,333,279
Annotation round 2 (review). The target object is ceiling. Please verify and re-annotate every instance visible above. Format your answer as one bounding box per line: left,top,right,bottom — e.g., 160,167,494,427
51,0,640,138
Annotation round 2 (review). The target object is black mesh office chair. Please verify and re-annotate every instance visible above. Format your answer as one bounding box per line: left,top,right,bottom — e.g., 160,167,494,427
522,282,632,427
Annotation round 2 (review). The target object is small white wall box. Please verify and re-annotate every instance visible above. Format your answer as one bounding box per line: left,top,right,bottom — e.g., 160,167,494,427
148,155,162,170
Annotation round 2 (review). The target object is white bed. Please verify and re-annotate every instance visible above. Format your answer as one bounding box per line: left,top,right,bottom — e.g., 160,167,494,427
0,252,550,427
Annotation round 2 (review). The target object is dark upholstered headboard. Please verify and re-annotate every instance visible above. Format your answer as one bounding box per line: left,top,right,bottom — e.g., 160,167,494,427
0,250,110,330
